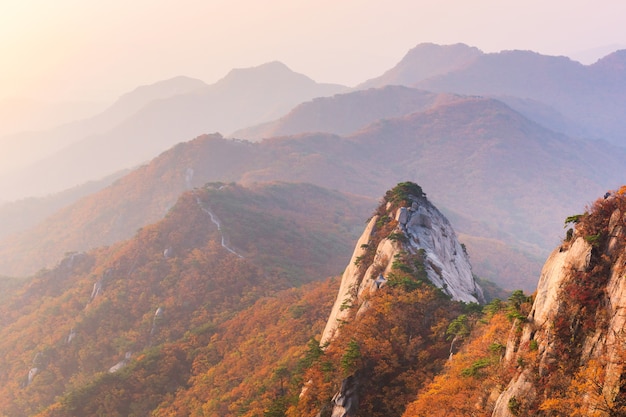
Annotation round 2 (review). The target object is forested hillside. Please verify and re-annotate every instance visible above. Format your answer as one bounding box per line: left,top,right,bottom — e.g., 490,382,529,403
0,182,367,416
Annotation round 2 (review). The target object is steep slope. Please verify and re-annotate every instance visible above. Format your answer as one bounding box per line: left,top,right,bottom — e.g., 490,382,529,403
0,62,346,200
488,188,626,416
399,189,626,417
402,303,515,416
321,182,483,345
0,182,364,416
37,278,339,417
296,183,483,417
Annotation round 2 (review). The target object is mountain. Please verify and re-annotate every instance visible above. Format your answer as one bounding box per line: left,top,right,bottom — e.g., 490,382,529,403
0,182,497,417
232,86,460,140
1,183,623,416
417,49,626,146
232,84,626,263
105,75,209,120
305,182,483,415
0,149,373,278
0,76,207,180
358,42,483,89
322,182,483,345
361,43,626,146
490,188,626,416
35,277,340,417
2,96,625,292
0,63,346,200
0,181,369,416
401,187,626,416
233,82,586,151
291,183,485,417
207,61,345,124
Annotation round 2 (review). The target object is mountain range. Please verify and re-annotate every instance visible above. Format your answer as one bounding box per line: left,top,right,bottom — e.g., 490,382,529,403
0,182,491,416
363,43,626,146
5,43,626,202
231,86,460,140
0,62,345,200
0,42,626,416
0,76,206,180
1,183,623,416
0,182,361,416
1,92,624,291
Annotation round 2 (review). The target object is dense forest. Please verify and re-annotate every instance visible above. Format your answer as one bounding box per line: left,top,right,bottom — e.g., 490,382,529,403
0,183,368,416
1,182,624,416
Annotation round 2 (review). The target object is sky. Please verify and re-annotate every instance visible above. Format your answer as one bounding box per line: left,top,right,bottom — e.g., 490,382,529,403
1,0,626,105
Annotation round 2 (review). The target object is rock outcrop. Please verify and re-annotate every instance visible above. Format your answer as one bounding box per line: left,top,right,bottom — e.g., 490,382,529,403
317,182,483,416
321,182,483,346
492,189,626,416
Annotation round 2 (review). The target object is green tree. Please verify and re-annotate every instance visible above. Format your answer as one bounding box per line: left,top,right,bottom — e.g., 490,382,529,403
340,340,361,376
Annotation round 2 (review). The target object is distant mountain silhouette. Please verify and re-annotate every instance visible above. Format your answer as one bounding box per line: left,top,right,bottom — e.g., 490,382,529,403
358,42,482,89
232,86,461,140
0,63,346,200
0,76,207,179
233,84,589,146
361,43,626,146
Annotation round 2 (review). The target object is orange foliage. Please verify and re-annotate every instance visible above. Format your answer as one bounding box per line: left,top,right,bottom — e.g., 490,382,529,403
403,311,511,417
0,183,357,416
296,284,466,417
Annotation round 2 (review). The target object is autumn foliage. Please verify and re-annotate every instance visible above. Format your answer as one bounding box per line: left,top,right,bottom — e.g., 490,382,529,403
7,182,621,416
0,183,365,416
403,306,512,416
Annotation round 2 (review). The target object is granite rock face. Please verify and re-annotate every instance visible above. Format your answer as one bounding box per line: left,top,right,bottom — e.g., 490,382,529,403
318,183,484,417
492,196,626,417
321,188,483,345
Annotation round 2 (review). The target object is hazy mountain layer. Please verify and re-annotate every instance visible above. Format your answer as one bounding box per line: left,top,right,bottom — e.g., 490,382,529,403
358,42,483,89
0,169,129,241
1,95,624,291
232,86,461,140
0,62,346,200
0,76,207,179
363,43,626,146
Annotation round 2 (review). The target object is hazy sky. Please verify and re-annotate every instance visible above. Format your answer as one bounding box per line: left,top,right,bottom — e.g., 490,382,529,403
2,0,625,103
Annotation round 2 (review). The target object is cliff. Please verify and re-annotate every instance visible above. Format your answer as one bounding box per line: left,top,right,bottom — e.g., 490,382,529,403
321,182,483,346
492,187,626,416
307,182,484,417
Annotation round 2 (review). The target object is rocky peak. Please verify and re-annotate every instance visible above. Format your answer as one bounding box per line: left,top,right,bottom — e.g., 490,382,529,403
313,182,484,417
321,182,483,346
492,187,626,416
